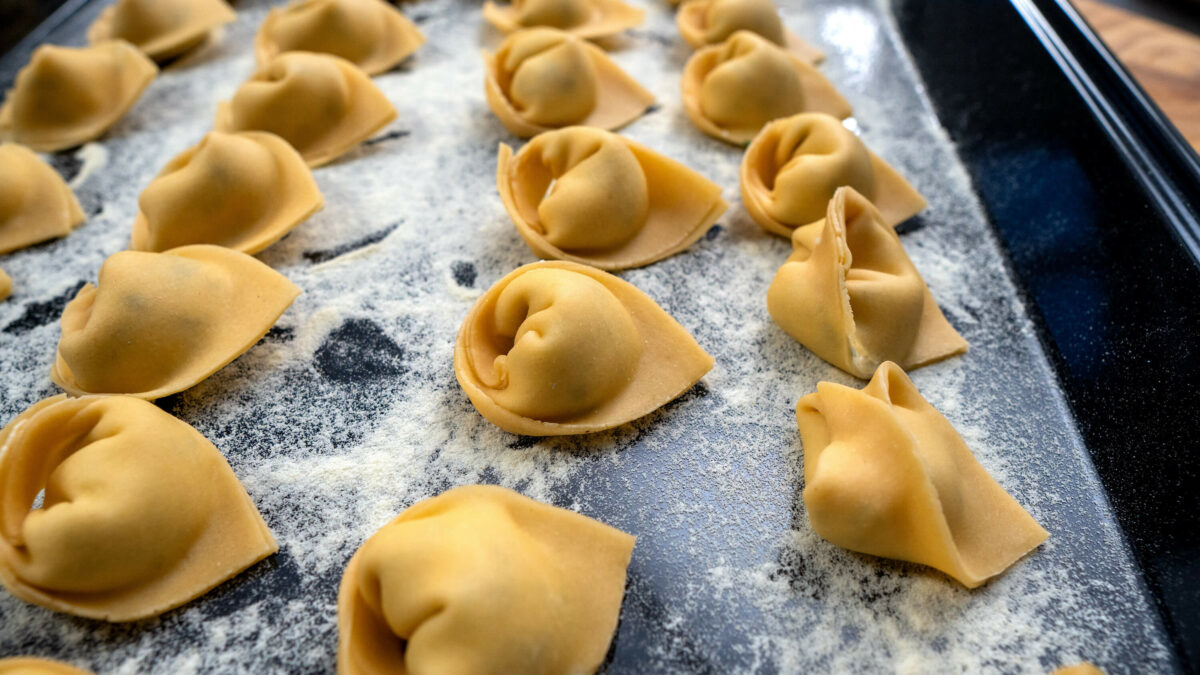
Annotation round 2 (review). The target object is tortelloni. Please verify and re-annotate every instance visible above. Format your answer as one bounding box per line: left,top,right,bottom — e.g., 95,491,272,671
87,0,236,62
130,131,324,254
676,0,824,62
681,31,850,145
256,0,425,76
0,395,278,621
1052,664,1106,675
454,261,713,435
51,245,301,399
215,52,397,168
485,28,654,138
0,41,157,152
768,187,966,378
482,0,643,40
0,144,85,255
338,485,635,675
741,113,927,237
0,657,93,675
0,269,10,301
497,127,728,270
796,362,1049,588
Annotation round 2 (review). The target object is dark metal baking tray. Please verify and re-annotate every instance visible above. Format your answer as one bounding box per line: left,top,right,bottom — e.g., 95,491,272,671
0,0,1197,672
898,0,1200,670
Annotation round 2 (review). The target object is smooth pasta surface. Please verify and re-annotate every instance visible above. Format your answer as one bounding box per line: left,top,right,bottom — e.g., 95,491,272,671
338,485,634,675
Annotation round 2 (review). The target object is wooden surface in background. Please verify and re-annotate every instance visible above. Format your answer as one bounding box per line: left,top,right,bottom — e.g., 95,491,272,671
1074,0,1200,151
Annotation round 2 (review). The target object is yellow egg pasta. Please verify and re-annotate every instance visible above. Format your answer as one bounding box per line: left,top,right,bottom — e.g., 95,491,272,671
51,245,301,399
497,126,727,270
676,0,823,62
483,0,643,40
768,187,966,378
338,485,634,675
0,395,277,621
0,41,157,152
796,361,1049,588
130,131,323,254
455,260,713,435
0,269,10,302
485,28,654,138
256,0,425,76
215,52,397,168
681,31,849,145
741,113,927,237
0,144,85,255
1052,664,1106,675
0,657,93,675
88,0,235,62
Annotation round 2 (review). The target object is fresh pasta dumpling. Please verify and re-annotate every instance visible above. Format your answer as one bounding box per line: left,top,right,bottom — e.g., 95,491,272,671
50,245,301,399
0,657,93,675
455,261,713,435
130,131,323,253
742,113,926,237
215,52,397,168
0,395,277,621
338,485,635,675
796,361,1049,588
768,187,966,378
88,0,236,62
1052,664,1106,675
256,0,425,76
0,144,85,254
681,31,849,145
497,127,727,270
483,0,643,40
676,0,823,62
485,28,654,138
0,41,157,152
0,269,10,301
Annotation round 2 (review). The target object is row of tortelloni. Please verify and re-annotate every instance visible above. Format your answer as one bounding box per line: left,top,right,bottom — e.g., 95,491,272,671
484,22,844,145
481,0,837,141
0,10,428,270
0,365,1053,674
0,394,634,674
0,0,426,153
485,0,814,54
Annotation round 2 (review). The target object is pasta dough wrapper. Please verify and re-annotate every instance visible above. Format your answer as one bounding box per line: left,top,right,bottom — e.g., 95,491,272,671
0,144,85,255
256,0,425,76
0,657,93,675
455,260,713,435
796,362,1049,588
0,41,157,153
0,269,10,301
88,0,236,62
338,484,634,675
0,395,277,621
676,0,823,62
681,31,849,146
741,113,926,237
483,0,644,40
216,52,397,168
485,28,654,138
497,126,727,269
768,187,966,378
51,244,301,399
1052,664,1106,675
130,131,324,254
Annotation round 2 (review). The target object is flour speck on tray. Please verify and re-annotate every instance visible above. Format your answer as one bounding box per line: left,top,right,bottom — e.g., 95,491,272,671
0,0,1175,672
